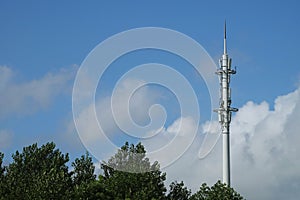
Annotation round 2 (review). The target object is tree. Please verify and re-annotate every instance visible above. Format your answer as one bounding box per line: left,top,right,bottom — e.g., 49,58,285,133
80,176,114,200
0,152,4,177
190,180,244,200
72,151,96,185
0,152,6,199
71,151,97,199
167,181,191,200
4,142,72,199
0,141,245,199
100,142,167,200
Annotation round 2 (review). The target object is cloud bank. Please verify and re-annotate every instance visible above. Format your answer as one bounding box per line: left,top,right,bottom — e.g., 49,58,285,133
163,87,300,200
70,75,300,199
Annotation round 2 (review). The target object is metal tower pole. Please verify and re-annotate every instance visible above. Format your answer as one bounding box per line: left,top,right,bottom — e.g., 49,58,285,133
214,22,238,186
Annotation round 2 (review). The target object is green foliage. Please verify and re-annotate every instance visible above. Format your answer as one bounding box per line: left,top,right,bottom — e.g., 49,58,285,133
190,180,245,200
72,151,96,185
0,141,245,200
3,142,72,199
100,142,167,200
80,178,113,200
103,142,157,173
0,152,6,199
0,152,4,177
167,181,191,200
71,151,98,199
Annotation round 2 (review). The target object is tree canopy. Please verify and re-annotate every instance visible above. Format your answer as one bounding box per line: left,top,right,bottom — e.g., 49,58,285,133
0,142,245,199
99,142,167,199
167,181,191,200
190,181,244,200
2,142,72,199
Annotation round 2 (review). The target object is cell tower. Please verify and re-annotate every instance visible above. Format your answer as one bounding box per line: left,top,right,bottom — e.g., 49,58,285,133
214,22,238,186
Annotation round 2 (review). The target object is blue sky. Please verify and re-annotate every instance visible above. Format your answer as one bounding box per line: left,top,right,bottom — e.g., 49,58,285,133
1,1,299,103
1,1,300,199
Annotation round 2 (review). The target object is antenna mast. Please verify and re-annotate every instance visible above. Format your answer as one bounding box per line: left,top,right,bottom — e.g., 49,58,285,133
214,22,238,186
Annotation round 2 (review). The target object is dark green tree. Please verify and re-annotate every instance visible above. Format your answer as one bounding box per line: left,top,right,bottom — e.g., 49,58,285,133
0,152,6,199
0,152,4,177
4,142,72,199
167,181,191,200
100,142,167,200
72,151,96,185
190,180,244,200
71,151,97,199
79,176,114,200
0,142,246,200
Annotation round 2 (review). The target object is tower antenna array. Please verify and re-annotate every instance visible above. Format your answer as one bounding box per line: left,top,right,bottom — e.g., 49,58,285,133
214,22,238,186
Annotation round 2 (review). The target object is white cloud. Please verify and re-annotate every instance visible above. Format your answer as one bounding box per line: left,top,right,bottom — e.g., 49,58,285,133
0,65,76,118
142,116,198,169
162,87,300,200
230,88,300,199
69,71,300,199
71,78,164,162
